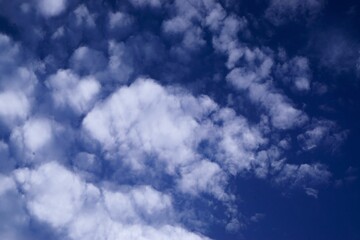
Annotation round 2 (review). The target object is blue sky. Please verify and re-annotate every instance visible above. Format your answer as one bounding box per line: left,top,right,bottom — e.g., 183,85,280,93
0,0,359,239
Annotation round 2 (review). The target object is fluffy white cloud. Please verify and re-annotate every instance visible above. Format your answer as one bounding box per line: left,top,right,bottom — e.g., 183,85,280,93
46,69,101,114
14,162,85,228
178,160,227,199
0,174,15,196
209,14,307,129
212,108,265,174
10,117,66,163
83,78,268,200
36,0,67,17
0,173,37,240
0,34,38,128
105,41,134,83
0,91,30,126
13,162,210,240
250,86,307,129
109,11,134,30
83,78,216,173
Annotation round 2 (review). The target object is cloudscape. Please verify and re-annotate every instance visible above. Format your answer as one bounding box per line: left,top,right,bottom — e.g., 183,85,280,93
0,0,359,239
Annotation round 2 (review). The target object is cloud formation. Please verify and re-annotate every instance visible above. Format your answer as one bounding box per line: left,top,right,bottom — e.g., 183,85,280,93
0,0,351,239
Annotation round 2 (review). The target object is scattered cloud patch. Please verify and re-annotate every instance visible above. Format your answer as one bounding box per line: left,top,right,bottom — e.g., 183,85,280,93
36,0,67,17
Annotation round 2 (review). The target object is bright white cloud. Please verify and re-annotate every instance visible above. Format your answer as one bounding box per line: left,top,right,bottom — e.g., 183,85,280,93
10,117,66,163
83,78,216,173
178,160,227,199
36,0,67,17
212,108,265,174
0,174,32,240
0,91,30,126
83,78,267,200
13,162,210,240
46,69,101,114
0,34,38,128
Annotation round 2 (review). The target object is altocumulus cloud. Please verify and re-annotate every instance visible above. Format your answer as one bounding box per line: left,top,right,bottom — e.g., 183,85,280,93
0,0,351,239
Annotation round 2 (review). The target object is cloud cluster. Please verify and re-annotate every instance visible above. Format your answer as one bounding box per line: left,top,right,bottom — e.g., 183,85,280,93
10,162,210,240
0,0,349,238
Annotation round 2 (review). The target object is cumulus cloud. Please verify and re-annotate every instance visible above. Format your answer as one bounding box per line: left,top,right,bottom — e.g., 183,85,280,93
83,78,215,173
46,69,101,114
82,78,267,199
0,34,38,128
36,0,67,17
0,91,30,126
177,160,227,199
13,161,210,240
10,117,69,164
0,174,51,240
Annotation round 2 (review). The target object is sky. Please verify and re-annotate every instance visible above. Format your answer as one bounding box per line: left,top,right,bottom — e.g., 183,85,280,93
0,0,359,239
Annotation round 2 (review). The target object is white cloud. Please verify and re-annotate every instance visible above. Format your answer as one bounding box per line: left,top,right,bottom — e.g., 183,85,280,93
109,12,134,30
36,0,67,17
83,78,268,199
83,78,215,173
212,108,265,174
13,162,210,240
46,69,101,114
178,160,227,199
0,34,38,128
14,162,85,228
274,163,331,187
10,117,66,163
106,41,134,83
0,174,15,196
0,174,32,240
0,91,30,126
249,83,308,129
